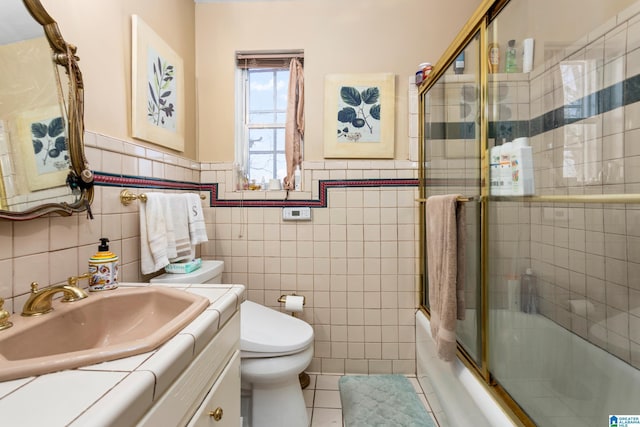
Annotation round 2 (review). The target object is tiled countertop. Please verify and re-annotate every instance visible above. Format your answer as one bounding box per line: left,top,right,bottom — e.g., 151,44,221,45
0,283,245,427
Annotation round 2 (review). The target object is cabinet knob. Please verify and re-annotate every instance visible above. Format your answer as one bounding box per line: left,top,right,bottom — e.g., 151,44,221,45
209,407,223,421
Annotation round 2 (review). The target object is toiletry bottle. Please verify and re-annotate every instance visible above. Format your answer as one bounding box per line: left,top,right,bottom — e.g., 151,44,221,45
294,165,301,191
522,38,534,73
520,268,538,313
454,52,465,75
505,40,518,73
490,145,502,195
510,137,535,195
420,62,433,81
499,140,513,195
488,43,500,73
507,275,521,312
88,238,118,291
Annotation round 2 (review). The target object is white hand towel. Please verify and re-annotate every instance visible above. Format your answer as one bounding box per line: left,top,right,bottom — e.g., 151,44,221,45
169,194,193,262
140,193,170,274
160,194,178,261
187,193,208,246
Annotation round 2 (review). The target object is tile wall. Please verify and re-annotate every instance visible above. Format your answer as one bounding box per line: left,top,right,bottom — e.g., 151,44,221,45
198,160,420,374
524,5,640,367
486,4,640,368
0,131,421,375
423,1,640,368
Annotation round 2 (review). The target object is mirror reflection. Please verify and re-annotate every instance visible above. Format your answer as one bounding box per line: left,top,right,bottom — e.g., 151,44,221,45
0,0,92,218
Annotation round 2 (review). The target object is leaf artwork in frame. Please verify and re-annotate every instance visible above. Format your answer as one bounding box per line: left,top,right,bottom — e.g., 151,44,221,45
15,105,71,192
336,85,381,143
146,47,177,131
30,115,69,176
132,15,184,152
324,73,395,159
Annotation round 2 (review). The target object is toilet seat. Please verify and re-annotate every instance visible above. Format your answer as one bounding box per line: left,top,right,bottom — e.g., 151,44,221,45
240,300,313,357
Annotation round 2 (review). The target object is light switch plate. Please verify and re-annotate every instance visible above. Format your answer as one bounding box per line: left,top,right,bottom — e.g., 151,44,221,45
282,207,311,221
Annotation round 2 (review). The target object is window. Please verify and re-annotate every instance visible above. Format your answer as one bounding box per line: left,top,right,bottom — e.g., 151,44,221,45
235,51,303,188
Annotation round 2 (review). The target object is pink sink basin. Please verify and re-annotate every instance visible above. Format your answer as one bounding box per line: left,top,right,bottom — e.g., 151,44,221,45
0,286,209,382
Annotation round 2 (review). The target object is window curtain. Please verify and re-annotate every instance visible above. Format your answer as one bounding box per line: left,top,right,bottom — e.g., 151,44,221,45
283,58,304,190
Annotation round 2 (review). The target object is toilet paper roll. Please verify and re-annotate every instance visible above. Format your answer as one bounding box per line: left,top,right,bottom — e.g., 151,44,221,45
285,295,305,313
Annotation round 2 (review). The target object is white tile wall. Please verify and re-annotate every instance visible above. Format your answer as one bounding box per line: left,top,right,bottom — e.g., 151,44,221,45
0,131,420,376
488,8,640,368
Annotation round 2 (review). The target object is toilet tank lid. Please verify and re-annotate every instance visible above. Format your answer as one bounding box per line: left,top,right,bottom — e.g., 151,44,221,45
149,260,224,284
240,300,314,354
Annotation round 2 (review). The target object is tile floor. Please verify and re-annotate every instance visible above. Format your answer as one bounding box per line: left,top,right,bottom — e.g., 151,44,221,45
304,374,440,427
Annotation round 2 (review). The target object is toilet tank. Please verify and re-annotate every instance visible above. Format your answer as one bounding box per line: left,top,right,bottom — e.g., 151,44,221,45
149,260,224,285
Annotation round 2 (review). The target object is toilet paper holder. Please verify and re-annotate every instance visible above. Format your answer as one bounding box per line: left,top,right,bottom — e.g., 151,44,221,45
277,294,306,305
277,294,306,317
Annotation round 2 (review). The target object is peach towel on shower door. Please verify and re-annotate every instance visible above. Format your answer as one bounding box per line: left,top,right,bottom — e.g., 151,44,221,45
426,194,466,362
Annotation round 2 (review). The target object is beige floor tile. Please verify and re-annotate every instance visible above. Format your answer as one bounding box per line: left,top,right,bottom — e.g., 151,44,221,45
314,390,342,408
304,388,315,408
306,408,313,427
315,374,341,390
310,408,343,427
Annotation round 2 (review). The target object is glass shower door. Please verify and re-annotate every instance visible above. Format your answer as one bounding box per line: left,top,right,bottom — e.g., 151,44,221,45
486,0,640,425
420,32,483,365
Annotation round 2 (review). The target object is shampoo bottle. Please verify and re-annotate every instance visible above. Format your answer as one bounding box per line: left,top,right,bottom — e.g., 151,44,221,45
522,38,534,73
454,52,465,75
510,137,535,195
490,145,502,195
88,238,118,291
488,43,500,73
507,275,521,312
520,268,538,313
505,39,518,73
499,141,513,195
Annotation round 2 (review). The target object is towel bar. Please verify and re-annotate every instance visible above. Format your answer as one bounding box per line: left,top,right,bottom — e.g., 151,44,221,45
415,195,477,203
120,189,206,206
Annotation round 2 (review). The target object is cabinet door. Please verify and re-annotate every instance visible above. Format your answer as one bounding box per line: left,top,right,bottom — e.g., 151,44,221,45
187,351,241,427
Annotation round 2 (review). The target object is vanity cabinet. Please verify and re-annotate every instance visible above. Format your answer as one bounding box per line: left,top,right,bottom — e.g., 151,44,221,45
0,284,244,427
139,312,241,427
188,352,240,427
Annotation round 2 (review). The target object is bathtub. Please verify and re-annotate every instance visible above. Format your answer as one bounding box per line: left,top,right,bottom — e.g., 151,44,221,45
489,309,640,426
416,310,515,427
417,309,640,427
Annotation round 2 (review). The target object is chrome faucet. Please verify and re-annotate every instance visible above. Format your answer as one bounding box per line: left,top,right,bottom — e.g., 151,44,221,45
21,274,90,317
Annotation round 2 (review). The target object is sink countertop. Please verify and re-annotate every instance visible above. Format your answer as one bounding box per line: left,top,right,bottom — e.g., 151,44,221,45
0,283,245,427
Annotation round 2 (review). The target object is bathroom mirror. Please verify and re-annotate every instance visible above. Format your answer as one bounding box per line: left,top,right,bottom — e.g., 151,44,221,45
0,0,93,220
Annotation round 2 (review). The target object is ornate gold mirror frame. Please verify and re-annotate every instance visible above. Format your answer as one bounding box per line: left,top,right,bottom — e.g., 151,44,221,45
0,0,94,220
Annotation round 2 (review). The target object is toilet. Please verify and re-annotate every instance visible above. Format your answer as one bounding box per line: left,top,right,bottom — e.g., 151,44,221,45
150,260,314,427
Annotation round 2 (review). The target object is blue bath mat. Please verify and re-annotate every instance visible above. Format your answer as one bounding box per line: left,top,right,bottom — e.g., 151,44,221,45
339,375,435,427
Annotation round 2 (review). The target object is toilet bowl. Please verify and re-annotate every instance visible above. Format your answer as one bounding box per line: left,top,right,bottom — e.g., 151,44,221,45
150,260,314,427
240,300,314,427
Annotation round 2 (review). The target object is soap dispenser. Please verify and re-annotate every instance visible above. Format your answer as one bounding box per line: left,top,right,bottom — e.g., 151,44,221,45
88,238,119,291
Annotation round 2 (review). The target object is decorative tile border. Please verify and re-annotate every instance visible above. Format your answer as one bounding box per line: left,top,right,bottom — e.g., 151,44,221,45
94,171,420,208
427,73,640,142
